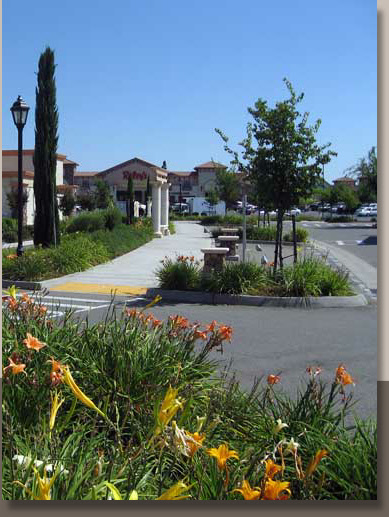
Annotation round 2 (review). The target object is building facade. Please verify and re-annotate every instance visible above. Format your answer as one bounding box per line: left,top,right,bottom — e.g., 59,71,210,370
2,150,73,225
167,160,227,203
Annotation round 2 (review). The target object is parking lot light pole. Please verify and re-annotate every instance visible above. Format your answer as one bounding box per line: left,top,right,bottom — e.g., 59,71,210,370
10,95,30,257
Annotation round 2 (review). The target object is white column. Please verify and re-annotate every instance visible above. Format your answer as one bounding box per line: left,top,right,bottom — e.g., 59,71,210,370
134,201,139,218
151,181,162,237
161,183,170,235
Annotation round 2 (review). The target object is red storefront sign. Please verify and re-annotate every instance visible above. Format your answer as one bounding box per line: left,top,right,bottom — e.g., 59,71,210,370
122,170,147,181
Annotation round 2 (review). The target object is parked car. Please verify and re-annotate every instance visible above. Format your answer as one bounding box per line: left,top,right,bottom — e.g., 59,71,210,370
357,206,372,216
286,207,301,216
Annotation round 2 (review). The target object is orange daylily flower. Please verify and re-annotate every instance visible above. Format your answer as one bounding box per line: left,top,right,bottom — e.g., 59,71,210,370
206,444,239,470
4,357,27,376
219,325,233,341
305,449,329,478
169,315,190,329
335,364,355,386
267,374,281,385
193,330,208,340
7,297,19,311
6,254,18,260
23,333,47,351
152,318,163,328
262,478,291,500
232,479,261,500
205,320,218,333
264,459,283,480
185,431,206,457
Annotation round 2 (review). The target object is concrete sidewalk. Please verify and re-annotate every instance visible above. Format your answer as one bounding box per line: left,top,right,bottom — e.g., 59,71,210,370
40,221,213,295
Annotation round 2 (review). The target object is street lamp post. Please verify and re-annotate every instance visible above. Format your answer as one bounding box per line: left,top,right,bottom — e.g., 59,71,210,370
10,95,30,257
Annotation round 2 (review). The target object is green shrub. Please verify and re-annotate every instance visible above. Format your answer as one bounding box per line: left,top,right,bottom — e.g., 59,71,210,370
156,255,201,290
47,234,110,274
199,215,223,225
276,257,353,297
2,218,33,242
283,227,309,243
103,206,123,230
89,222,154,258
66,210,106,233
324,215,354,223
2,247,49,281
202,262,269,295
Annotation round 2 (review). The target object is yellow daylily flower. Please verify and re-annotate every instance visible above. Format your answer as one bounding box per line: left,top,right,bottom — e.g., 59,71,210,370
264,459,283,480
49,391,65,431
206,443,239,471
262,478,291,500
3,285,18,300
14,466,59,500
61,366,106,419
157,481,192,500
142,295,162,311
155,386,185,434
103,482,123,500
305,449,329,478
232,479,261,500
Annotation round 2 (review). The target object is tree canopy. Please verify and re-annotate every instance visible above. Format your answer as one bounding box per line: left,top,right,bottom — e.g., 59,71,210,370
33,46,60,247
216,78,337,270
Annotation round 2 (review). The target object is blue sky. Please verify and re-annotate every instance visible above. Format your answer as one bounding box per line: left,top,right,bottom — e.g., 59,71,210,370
2,0,376,183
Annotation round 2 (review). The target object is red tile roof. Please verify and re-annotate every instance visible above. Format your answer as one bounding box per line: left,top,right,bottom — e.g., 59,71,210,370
194,161,226,170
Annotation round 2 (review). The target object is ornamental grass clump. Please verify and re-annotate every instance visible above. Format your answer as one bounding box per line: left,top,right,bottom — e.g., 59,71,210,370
156,255,202,290
2,291,376,500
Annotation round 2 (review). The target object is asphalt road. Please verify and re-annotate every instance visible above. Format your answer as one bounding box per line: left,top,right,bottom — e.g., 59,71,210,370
297,222,377,269
26,289,377,424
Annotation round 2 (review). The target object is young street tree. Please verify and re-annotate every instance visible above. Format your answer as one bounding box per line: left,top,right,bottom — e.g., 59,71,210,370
94,179,113,209
33,47,60,247
59,189,76,217
346,146,377,203
216,78,337,272
215,168,241,210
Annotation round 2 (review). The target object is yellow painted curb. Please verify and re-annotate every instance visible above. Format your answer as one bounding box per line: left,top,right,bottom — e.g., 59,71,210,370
49,283,148,296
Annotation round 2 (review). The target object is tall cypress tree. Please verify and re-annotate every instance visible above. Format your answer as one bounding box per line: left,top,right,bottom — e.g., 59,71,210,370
33,47,60,247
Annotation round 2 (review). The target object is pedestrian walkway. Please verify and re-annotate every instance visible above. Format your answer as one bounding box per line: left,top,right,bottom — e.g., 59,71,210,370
40,221,213,295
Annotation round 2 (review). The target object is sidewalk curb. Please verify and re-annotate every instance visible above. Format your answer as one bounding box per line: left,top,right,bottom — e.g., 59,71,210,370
2,279,42,291
145,288,368,309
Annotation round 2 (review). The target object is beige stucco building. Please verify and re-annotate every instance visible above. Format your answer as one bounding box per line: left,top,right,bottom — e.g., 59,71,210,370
96,157,170,237
2,149,74,225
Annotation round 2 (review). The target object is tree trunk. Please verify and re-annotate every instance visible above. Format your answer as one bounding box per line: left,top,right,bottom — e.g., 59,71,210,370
273,213,281,275
292,214,298,264
279,211,284,270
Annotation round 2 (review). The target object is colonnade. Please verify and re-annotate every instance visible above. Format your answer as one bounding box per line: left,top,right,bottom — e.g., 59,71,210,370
151,181,170,237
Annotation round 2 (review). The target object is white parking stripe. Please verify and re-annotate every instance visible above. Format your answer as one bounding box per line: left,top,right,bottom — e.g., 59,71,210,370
18,294,113,304
336,241,345,246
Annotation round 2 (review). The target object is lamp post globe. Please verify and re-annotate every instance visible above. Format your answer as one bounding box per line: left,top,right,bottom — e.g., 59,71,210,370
10,96,30,256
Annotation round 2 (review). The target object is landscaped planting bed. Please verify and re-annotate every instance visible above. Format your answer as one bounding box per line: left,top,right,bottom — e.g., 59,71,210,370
1,289,377,500
156,255,354,297
2,212,156,282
